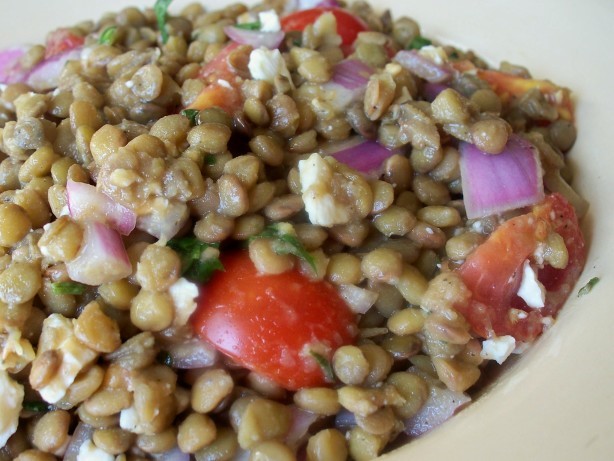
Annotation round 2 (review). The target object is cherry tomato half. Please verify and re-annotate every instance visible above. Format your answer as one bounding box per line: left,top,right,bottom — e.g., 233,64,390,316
193,251,358,390
280,7,368,48
456,193,586,342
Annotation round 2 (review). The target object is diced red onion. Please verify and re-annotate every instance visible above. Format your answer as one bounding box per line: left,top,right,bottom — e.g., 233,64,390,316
422,82,449,102
403,367,471,437
63,423,94,461
0,46,29,84
321,59,374,111
66,180,136,236
327,138,399,176
459,134,544,219
337,284,379,314
334,408,356,429
151,448,190,461
286,406,320,448
331,59,373,90
224,26,285,50
284,0,340,12
66,221,132,286
166,337,219,369
136,201,189,241
395,50,453,83
25,48,82,92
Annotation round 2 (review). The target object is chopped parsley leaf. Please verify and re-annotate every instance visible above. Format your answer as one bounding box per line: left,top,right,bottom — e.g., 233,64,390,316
250,223,316,271
408,35,432,50
181,108,199,126
204,154,217,165
156,350,173,367
310,351,334,383
23,400,53,413
235,21,261,30
167,236,223,283
154,0,174,44
98,26,118,45
578,277,600,297
51,281,87,295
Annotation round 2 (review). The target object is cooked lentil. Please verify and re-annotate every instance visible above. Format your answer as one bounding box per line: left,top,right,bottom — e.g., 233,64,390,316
0,1,588,460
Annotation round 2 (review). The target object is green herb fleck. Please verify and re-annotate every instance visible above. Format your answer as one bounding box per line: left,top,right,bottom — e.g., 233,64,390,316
235,21,261,31
292,39,302,47
167,236,224,283
23,401,52,413
250,223,316,271
204,154,217,166
156,350,173,367
181,108,199,126
408,35,432,50
310,351,334,383
578,277,600,297
449,50,460,60
98,26,118,45
51,281,86,295
154,0,174,44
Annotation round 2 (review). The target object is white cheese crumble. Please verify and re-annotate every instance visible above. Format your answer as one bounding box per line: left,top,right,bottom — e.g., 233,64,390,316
298,153,350,227
258,10,281,32
119,405,152,435
480,335,516,364
169,277,200,327
36,314,98,403
0,369,23,447
418,45,448,65
517,259,546,308
77,440,115,461
0,327,35,373
248,48,293,87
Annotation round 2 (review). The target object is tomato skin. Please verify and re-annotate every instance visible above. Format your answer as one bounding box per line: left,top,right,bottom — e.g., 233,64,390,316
45,28,84,59
457,194,586,342
193,251,358,390
281,7,368,48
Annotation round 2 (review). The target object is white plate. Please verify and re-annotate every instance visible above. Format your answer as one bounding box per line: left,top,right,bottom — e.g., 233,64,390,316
2,1,613,460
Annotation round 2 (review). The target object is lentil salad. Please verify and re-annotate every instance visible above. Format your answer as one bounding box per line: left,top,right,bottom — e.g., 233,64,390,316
0,0,589,460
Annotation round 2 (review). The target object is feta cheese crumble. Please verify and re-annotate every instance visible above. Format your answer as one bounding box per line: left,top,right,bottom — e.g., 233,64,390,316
248,48,294,87
298,153,350,227
169,277,200,327
0,369,23,446
258,10,281,32
481,335,516,364
36,314,98,403
517,259,546,308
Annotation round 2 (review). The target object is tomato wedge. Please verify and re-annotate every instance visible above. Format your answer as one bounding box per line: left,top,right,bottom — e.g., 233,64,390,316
456,193,586,342
187,42,247,113
44,28,84,59
193,251,358,390
280,7,368,49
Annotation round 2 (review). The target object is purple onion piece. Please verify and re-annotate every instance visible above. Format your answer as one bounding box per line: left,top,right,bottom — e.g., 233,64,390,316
394,50,453,83
224,26,285,49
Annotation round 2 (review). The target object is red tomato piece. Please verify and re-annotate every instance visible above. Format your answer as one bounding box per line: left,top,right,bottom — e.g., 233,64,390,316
280,7,368,48
477,69,574,122
193,251,358,390
188,42,247,113
45,28,84,59
456,193,586,342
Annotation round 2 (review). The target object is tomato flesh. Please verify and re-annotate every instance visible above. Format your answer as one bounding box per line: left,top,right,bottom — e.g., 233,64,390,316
193,251,358,390
45,28,84,59
188,42,246,113
457,193,586,341
281,7,368,48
